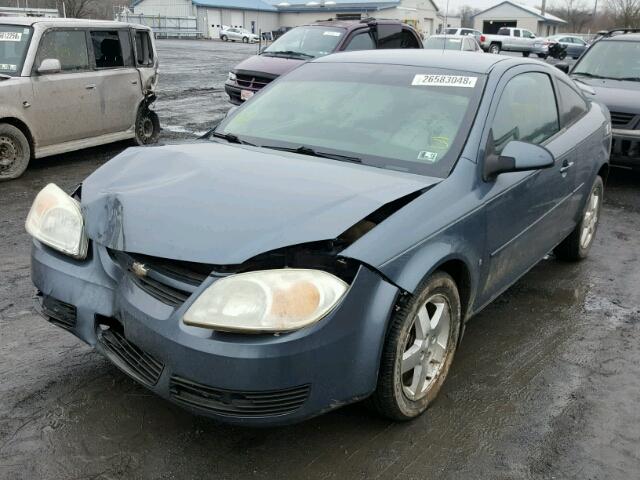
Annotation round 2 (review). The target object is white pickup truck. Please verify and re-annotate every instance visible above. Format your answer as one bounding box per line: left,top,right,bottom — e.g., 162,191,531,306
479,27,539,56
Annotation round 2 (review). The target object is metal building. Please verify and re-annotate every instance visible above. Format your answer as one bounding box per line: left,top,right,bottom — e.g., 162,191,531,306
472,1,566,37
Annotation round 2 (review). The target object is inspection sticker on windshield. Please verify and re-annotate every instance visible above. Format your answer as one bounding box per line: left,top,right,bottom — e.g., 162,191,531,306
412,74,477,88
417,151,438,163
0,64,17,71
0,32,22,42
323,31,341,36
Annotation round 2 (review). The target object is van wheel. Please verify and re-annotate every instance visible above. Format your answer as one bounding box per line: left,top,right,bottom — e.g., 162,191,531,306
134,106,160,146
369,272,461,420
489,43,500,54
221,35,227,41
242,37,249,43
0,123,30,181
555,176,603,261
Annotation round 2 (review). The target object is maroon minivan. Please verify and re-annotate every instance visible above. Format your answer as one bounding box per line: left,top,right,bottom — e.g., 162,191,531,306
225,18,423,104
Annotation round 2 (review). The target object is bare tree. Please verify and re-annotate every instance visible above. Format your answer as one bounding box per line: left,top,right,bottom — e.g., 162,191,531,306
548,0,592,32
607,0,640,26
459,5,481,28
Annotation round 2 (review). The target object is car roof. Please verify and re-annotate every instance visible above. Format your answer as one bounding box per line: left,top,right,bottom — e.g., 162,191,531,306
429,35,469,39
0,16,150,29
308,19,409,31
601,33,640,42
313,49,512,74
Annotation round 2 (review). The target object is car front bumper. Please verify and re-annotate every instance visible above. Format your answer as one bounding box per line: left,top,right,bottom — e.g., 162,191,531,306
224,81,259,105
31,240,398,426
611,128,640,168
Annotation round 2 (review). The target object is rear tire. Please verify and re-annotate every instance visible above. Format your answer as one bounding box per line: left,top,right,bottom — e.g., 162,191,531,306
537,53,548,59
489,43,501,55
242,37,248,43
0,123,30,181
133,106,160,146
555,176,603,261
369,272,461,421
523,51,530,57
221,35,227,41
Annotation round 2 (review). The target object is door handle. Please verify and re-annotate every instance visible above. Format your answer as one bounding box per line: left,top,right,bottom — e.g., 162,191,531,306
85,84,96,90
131,80,138,85
560,161,574,173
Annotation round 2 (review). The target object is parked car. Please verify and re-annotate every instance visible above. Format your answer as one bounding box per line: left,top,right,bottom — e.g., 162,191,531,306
0,17,159,181
546,34,588,59
425,34,482,52
220,26,259,43
224,19,422,104
28,50,610,426
558,28,640,170
443,27,482,43
479,27,538,56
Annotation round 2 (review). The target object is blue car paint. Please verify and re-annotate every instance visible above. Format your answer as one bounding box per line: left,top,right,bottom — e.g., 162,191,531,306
30,51,610,425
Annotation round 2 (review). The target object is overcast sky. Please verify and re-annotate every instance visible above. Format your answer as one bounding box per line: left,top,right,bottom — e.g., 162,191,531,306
437,0,599,14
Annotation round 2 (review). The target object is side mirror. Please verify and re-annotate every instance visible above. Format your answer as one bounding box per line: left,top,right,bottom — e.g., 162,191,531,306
37,58,62,74
484,140,554,180
555,62,570,74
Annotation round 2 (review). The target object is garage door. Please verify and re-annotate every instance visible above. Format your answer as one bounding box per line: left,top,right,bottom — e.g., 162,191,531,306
230,11,243,29
208,9,222,38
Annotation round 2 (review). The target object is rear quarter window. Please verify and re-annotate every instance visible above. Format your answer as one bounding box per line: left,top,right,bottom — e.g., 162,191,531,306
135,30,154,67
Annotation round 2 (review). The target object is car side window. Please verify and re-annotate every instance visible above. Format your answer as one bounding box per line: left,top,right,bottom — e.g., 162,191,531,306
400,29,421,48
135,30,154,66
90,31,124,68
491,72,560,153
514,30,521,37
557,80,589,127
343,31,375,51
35,29,89,73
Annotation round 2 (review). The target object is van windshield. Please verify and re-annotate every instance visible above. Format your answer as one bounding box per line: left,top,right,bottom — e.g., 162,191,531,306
0,25,32,76
263,26,345,59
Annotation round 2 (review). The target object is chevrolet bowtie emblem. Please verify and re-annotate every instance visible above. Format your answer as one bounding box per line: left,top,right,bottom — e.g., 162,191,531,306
131,261,149,278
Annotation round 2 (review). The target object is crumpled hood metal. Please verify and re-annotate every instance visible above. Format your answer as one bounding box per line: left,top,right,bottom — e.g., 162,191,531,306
81,143,440,264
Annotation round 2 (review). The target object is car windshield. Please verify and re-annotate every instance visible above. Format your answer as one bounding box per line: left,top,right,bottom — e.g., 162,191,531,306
263,26,345,58
215,62,484,177
0,25,32,77
425,37,463,50
573,40,640,80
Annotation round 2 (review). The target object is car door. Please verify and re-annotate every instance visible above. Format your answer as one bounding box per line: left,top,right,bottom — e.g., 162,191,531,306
88,29,143,135
478,68,575,302
511,29,522,50
29,28,100,146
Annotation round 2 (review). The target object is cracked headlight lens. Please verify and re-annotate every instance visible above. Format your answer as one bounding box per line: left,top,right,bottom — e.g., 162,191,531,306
25,183,88,259
228,71,237,82
183,269,348,333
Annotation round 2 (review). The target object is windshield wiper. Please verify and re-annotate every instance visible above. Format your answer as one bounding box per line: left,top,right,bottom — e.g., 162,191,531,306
572,72,609,80
263,50,314,59
0,74,11,80
211,131,256,146
262,145,362,164
613,77,640,82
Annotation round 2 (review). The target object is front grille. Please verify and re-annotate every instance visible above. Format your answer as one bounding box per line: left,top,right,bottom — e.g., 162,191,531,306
97,322,164,387
612,137,640,159
41,295,77,330
235,73,273,91
169,375,310,418
109,250,212,308
610,111,637,128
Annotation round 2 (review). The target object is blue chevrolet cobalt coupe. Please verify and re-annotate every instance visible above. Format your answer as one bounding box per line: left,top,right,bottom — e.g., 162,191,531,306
28,51,610,425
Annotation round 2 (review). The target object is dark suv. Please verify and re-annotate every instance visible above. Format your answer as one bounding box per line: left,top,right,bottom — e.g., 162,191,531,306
225,18,423,104
559,29,640,170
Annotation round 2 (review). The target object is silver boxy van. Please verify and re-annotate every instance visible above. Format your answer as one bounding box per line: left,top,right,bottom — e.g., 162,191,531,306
0,18,159,180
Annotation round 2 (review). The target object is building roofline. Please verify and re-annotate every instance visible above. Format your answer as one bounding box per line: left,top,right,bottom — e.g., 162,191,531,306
471,1,567,24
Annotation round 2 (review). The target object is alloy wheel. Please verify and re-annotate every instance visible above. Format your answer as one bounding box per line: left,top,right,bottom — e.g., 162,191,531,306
580,187,600,249
401,294,451,401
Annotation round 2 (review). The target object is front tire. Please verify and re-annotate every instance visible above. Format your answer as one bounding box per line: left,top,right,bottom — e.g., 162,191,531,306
369,271,461,421
133,106,160,146
555,176,603,261
221,35,227,41
242,36,249,43
537,53,548,59
0,123,30,181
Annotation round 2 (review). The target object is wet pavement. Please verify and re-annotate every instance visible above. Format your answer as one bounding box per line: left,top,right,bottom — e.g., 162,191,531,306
1,40,639,480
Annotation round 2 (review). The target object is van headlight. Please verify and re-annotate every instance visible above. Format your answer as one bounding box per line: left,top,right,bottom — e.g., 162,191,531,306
228,71,237,82
25,183,88,259
183,269,348,333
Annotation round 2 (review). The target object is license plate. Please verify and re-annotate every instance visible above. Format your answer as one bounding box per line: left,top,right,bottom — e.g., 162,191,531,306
241,89,254,101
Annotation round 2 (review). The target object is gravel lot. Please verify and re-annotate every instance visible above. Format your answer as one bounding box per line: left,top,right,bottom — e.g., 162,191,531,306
1,40,639,480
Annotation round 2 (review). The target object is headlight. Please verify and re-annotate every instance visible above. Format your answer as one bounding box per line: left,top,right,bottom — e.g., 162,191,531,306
183,269,348,333
25,183,88,259
228,71,236,82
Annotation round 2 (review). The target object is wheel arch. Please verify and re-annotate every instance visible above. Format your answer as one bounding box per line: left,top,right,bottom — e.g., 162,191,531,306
597,162,610,185
0,117,35,157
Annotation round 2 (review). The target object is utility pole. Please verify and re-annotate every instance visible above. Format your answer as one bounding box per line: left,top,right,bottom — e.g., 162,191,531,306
541,0,546,16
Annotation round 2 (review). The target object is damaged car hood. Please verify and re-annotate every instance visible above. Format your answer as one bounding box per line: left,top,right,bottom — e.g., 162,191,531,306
81,143,440,264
